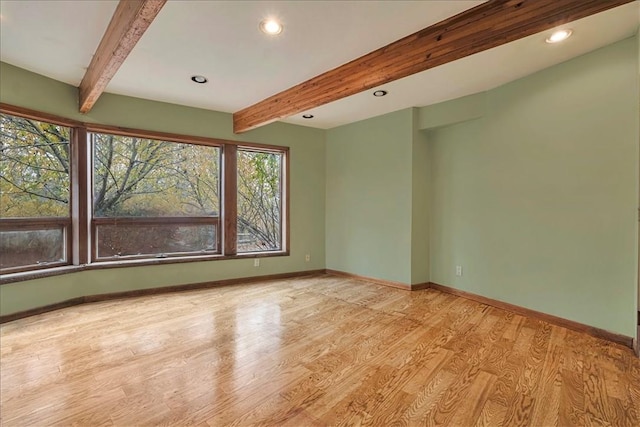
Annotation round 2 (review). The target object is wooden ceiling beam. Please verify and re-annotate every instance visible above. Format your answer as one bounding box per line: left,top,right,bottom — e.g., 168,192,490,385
78,0,167,114
233,0,632,133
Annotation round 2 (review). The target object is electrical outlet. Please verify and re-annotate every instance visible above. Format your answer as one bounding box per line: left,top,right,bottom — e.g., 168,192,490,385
254,259,260,267
305,254,310,262
456,265,463,276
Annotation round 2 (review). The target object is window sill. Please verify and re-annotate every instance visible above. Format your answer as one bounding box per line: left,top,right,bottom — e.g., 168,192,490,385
0,251,289,285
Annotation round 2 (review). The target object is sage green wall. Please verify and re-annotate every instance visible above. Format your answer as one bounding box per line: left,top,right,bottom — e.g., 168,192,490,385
411,113,430,284
418,92,486,130
0,62,326,316
325,109,414,284
427,36,639,336
325,108,430,285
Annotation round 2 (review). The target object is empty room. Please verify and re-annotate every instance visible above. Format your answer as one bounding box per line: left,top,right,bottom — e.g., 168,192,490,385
1,0,639,425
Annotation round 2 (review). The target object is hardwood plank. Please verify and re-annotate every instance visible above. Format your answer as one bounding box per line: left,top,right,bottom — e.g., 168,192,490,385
344,335,457,425
503,392,536,427
78,0,167,113
233,0,632,132
421,363,482,426
402,348,453,395
449,370,498,426
430,281,634,348
608,396,640,427
1,275,638,426
583,358,617,425
399,369,458,425
474,399,509,427
560,368,586,426
528,342,564,426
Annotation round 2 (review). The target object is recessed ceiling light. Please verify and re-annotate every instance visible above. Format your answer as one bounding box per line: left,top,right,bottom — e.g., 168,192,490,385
191,75,208,84
546,29,572,44
373,90,388,97
260,19,283,35
302,114,314,119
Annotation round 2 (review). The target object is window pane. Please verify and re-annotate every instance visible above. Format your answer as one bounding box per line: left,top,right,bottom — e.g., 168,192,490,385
0,228,66,269
92,132,220,260
92,133,220,217
96,223,216,259
0,113,70,273
237,149,283,252
0,114,70,217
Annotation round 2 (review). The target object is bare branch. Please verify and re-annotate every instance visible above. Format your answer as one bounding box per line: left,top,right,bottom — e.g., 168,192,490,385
0,175,67,204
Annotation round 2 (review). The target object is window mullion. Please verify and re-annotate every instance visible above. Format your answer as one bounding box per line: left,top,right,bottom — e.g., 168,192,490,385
70,126,91,265
223,144,237,256
78,128,91,265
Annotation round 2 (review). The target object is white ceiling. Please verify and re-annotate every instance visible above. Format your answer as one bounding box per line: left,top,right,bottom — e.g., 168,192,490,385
1,1,638,130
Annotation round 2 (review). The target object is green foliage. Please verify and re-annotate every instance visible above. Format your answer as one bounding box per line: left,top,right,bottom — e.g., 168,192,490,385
0,114,70,217
1,112,283,259
93,134,220,217
237,150,282,251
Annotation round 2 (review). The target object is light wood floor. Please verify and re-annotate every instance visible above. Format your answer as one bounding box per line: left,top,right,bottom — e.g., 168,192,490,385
1,275,638,426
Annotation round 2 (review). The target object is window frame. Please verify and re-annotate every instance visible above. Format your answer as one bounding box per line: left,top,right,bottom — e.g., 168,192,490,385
0,107,78,274
0,217,71,274
236,145,287,254
92,216,222,261
0,103,290,282
88,128,224,262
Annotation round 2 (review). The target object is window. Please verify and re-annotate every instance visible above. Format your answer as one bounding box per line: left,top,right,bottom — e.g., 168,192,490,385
91,132,221,260
0,104,289,277
0,113,71,272
237,148,284,252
